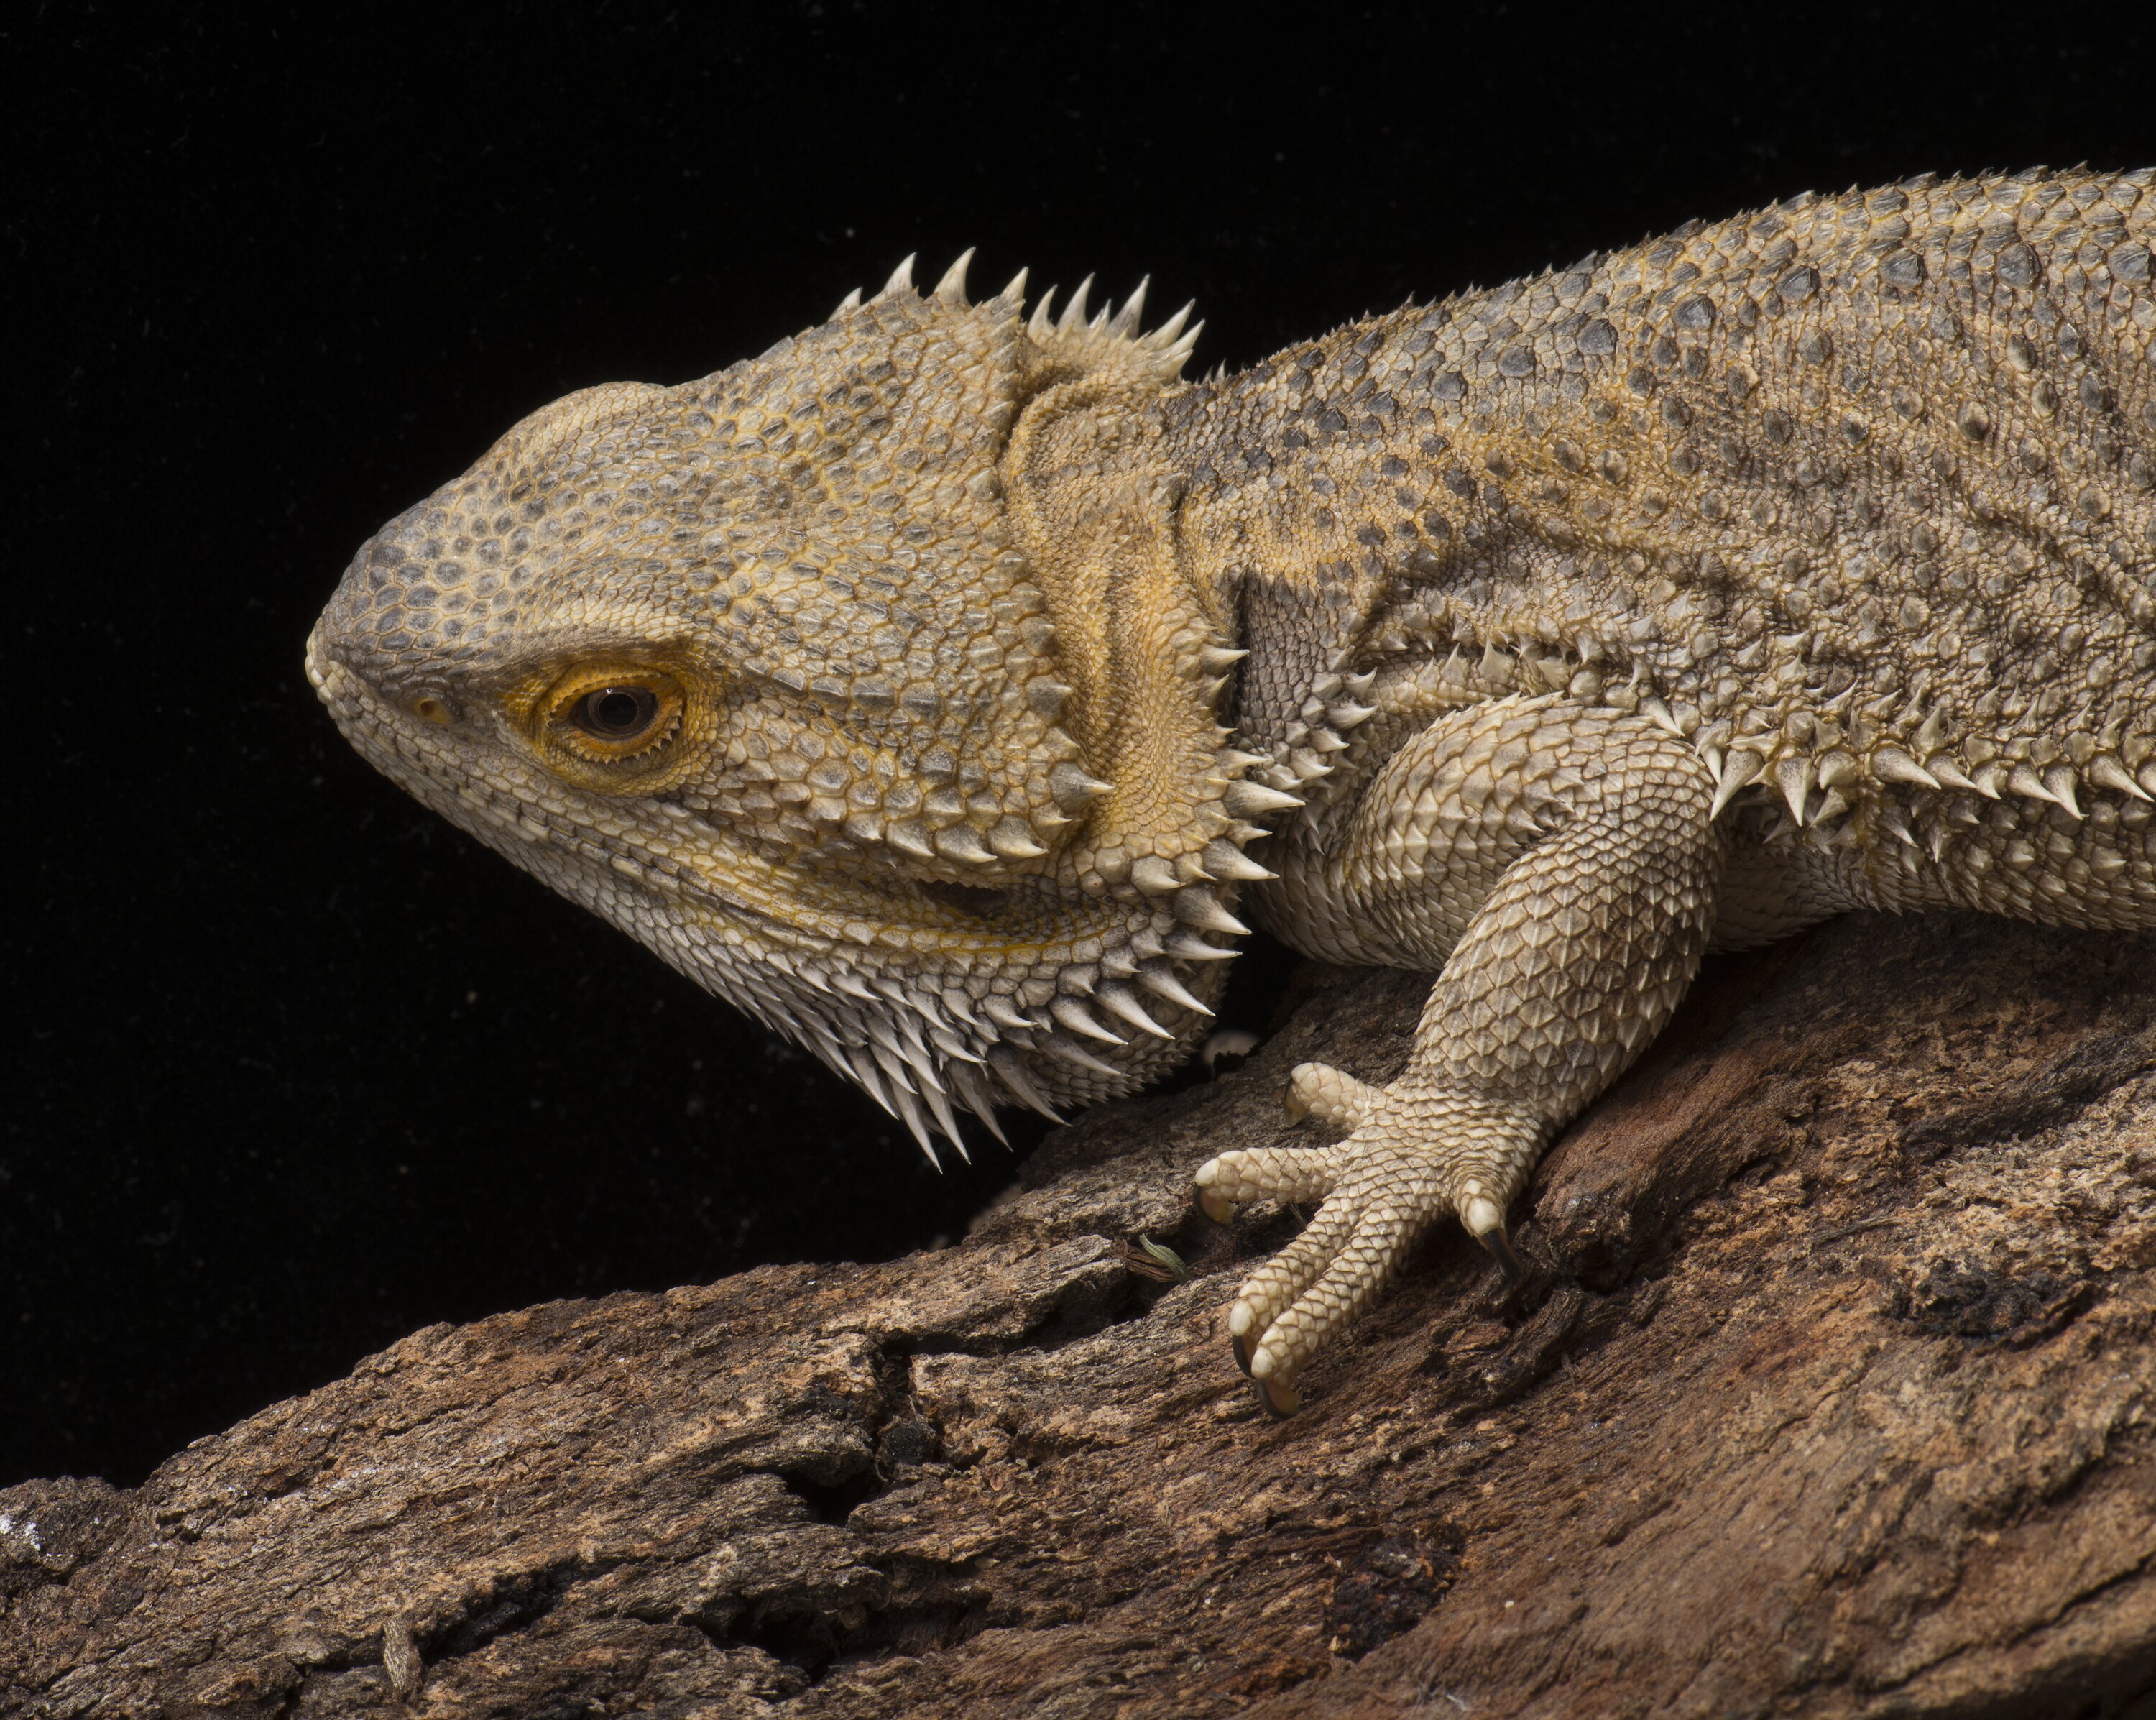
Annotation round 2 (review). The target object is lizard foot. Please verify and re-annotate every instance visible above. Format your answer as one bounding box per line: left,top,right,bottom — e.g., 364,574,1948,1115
1194,1063,1542,1409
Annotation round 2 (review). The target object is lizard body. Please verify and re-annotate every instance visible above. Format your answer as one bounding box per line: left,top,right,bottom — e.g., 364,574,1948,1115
312,168,2156,1409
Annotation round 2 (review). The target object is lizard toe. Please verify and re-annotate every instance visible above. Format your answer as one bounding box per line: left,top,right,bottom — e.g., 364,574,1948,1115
1194,1142,1349,1210
1283,1062,1384,1128
1245,1199,1424,1392
1227,1193,1357,1362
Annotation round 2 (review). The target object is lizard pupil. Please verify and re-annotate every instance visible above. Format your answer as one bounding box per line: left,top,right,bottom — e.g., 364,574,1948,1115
574,686,658,740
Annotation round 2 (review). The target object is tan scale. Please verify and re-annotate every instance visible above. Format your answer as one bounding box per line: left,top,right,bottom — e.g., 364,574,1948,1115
313,168,2156,1414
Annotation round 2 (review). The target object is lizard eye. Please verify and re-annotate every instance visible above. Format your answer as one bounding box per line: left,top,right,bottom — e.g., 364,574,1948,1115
540,667,686,767
572,686,660,740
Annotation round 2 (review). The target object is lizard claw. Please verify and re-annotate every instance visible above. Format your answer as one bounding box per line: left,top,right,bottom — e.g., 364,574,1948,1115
1232,1328,1309,1412
1230,1300,1306,1412
1463,1193,1525,1282
1197,1184,1240,1225
1254,1374,1302,1417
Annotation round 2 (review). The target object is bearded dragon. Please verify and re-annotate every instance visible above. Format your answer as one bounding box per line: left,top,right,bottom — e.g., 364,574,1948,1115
310,168,2156,1413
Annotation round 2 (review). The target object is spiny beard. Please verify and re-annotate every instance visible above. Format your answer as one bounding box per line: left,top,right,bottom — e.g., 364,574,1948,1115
645,906,1224,1166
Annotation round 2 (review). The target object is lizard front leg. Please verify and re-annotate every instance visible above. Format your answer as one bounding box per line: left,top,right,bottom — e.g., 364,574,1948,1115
1196,696,1722,1412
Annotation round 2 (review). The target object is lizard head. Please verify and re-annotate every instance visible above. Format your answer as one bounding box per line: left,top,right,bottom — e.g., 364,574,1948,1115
308,256,1272,1156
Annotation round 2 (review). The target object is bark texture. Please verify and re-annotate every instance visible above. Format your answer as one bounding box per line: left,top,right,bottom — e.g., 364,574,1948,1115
6,913,2155,1719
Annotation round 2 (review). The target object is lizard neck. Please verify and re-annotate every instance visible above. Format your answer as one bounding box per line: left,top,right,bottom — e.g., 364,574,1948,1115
998,373,1257,897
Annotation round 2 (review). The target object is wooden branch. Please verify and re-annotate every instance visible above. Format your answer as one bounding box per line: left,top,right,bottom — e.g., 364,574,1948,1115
6,913,2155,1717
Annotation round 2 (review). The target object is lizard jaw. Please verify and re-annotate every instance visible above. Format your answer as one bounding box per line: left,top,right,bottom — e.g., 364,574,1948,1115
308,630,1231,1155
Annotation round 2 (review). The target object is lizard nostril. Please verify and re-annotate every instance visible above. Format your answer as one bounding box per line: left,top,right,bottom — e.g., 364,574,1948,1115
413,695,455,726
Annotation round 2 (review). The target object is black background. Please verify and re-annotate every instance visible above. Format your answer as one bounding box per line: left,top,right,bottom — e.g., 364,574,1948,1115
10,1,2153,1489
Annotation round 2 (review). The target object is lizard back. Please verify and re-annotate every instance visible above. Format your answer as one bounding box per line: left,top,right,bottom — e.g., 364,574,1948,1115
1181,168,2155,834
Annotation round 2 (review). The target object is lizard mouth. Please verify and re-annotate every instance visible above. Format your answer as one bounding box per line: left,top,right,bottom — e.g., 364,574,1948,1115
306,626,1227,1152
311,631,1082,926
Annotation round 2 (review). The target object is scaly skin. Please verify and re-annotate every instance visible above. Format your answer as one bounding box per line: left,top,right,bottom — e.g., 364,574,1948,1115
312,169,2156,1413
